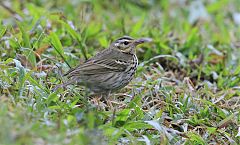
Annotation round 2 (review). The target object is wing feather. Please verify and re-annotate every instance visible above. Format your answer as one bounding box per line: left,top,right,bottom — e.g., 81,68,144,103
64,59,128,77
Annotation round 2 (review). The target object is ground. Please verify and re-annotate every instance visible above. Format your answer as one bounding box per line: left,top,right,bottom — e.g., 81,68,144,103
0,0,240,144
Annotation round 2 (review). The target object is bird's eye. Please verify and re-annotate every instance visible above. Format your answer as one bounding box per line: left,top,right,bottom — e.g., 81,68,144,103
123,41,129,45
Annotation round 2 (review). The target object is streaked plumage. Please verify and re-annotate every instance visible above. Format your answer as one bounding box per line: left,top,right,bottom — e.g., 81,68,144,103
54,36,151,94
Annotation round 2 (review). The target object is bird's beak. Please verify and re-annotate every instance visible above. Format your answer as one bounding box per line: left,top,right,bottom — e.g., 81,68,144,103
134,37,152,45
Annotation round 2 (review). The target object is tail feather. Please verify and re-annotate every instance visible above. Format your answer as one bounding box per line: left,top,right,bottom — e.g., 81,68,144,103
52,79,76,92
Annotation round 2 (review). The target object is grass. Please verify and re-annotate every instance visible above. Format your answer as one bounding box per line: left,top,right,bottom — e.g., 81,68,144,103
0,0,240,144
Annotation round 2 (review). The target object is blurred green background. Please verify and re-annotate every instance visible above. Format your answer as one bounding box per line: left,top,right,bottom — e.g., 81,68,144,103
0,0,240,144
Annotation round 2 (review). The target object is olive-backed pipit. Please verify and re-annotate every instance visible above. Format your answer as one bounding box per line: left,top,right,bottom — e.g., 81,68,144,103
54,36,151,96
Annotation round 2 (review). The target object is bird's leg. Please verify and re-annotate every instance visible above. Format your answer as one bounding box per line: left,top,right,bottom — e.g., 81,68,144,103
105,91,114,110
96,94,102,110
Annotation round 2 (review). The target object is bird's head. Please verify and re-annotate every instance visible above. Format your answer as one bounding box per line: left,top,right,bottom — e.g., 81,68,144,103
111,36,152,54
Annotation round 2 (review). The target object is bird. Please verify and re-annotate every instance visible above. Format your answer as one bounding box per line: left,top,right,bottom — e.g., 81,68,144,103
53,36,151,96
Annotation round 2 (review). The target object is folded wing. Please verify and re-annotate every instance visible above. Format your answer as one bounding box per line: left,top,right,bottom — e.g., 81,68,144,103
64,58,128,77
